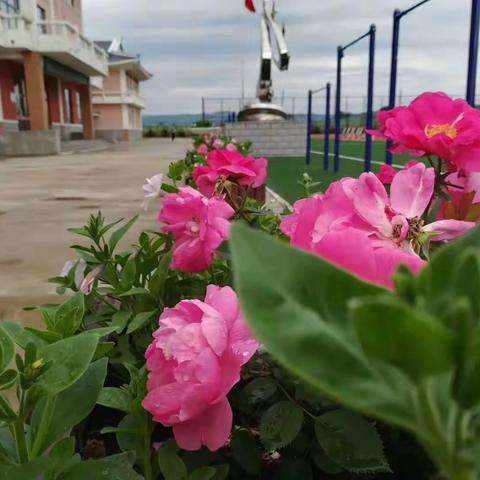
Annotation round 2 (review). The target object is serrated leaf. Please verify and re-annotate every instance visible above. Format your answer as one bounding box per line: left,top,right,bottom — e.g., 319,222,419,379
260,401,304,450
241,377,277,404
315,410,390,473
209,464,229,480
273,459,313,480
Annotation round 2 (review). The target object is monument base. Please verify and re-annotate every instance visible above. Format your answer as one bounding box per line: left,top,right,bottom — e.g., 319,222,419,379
238,102,288,122
224,120,306,158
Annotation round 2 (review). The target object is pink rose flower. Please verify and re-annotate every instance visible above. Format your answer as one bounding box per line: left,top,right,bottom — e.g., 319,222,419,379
197,144,208,155
212,138,224,149
193,150,267,197
370,92,480,171
376,160,419,185
143,285,259,451
226,143,237,152
280,180,424,289
352,163,474,244
159,187,234,272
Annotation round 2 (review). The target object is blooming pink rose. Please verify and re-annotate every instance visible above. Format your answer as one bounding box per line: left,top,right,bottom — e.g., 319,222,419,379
352,163,474,246
143,285,259,451
371,92,480,171
212,138,224,149
312,227,425,289
197,144,208,155
226,143,237,152
194,150,267,197
280,181,423,288
159,187,234,272
376,160,419,185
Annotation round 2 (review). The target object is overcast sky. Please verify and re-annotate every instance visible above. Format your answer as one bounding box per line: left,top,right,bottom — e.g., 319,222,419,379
83,0,474,115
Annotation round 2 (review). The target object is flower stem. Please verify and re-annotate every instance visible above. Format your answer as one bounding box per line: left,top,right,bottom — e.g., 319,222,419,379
13,417,28,464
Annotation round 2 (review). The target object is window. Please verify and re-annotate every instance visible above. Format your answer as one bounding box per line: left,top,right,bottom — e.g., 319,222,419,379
64,88,73,124
14,77,28,118
37,5,47,34
0,0,19,14
75,92,82,123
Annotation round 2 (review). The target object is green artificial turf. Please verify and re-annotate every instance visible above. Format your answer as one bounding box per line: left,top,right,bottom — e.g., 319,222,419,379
267,139,416,204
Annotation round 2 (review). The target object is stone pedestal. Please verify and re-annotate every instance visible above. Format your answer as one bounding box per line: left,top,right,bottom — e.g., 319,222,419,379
223,120,306,157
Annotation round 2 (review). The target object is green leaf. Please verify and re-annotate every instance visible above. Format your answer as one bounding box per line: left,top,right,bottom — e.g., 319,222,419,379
311,444,343,474
149,252,173,299
451,249,480,318
0,327,14,374
230,430,262,475
24,328,62,344
188,467,216,480
230,224,417,433
120,257,137,289
109,216,138,253
0,322,46,349
126,310,157,334
315,410,390,473
260,401,303,449
241,377,277,405
47,437,76,479
93,342,114,361
58,452,143,480
112,310,132,333
54,293,85,337
350,296,454,381
35,334,99,396
158,445,188,480
419,224,480,314
32,359,108,449
0,370,17,391
209,465,229,480
0,457,51,480
97,387,132,413
117,287,150,298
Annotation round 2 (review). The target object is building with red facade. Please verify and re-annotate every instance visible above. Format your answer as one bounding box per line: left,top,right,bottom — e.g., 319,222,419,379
0,0,151,154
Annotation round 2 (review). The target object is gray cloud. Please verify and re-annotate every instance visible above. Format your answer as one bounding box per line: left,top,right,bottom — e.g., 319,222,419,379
83,0,474,114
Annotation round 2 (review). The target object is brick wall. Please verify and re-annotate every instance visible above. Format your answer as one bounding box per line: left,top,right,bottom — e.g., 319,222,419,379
224,121,307,157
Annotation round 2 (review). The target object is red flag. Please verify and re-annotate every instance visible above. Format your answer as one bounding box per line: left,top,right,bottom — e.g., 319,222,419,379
245,0,256,12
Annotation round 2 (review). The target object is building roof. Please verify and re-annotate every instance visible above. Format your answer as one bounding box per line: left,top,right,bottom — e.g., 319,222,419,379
94,38,153,81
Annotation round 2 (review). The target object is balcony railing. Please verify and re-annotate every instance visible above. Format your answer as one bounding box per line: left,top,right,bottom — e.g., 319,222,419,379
0,13,108,76
92,90,147,109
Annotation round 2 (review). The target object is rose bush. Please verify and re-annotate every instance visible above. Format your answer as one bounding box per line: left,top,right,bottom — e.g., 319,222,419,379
3,93,480,480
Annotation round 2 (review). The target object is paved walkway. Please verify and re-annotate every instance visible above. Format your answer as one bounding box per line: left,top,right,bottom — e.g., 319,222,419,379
0,138,190,324
0,138,287,326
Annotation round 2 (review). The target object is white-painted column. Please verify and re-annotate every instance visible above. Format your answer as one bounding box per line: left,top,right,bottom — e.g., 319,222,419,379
57,78,64,123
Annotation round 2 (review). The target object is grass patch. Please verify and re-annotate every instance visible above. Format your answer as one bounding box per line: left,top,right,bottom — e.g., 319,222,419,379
267,140,417,204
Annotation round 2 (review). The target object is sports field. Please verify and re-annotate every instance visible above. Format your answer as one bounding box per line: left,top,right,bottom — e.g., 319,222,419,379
267,139,414,204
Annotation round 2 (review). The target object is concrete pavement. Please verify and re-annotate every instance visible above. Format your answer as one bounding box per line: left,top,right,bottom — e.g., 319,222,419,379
0,138,189,325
